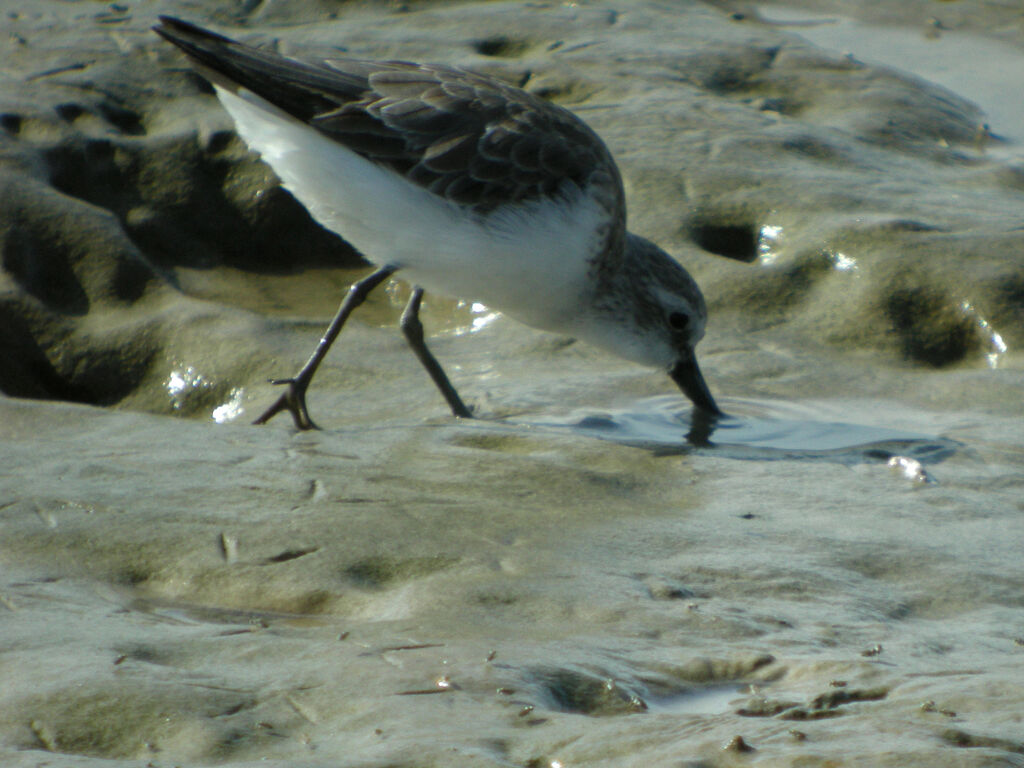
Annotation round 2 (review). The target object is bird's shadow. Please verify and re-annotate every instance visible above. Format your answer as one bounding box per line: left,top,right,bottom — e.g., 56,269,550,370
519,396,961,472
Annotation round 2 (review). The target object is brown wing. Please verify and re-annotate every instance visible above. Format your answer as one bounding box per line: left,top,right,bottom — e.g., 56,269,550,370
154,16,623,213
315,63,621,211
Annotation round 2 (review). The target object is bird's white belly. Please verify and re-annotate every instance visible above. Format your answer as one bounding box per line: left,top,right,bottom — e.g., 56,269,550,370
215,85,606,331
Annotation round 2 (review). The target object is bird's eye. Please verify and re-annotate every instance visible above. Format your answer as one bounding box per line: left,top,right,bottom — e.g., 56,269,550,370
668,311,689,331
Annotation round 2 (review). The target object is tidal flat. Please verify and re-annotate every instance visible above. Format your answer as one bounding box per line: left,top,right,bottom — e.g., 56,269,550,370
1,1,1022,766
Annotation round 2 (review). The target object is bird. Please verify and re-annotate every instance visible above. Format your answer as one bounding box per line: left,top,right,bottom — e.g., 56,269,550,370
154,16,722,429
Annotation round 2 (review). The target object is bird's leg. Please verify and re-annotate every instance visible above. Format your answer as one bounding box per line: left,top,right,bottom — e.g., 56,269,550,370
400,287,473,418
254,265,398,429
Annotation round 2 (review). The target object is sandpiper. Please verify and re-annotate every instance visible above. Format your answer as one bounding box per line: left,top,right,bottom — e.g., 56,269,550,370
155,16,722,429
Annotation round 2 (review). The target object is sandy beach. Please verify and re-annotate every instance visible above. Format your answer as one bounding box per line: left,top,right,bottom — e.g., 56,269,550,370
2,1,1022,765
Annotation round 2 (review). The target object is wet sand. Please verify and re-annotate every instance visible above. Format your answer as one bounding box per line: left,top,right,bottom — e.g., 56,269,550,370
2,1,1023,766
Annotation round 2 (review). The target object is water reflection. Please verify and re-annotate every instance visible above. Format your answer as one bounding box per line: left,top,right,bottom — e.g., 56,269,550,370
529,396,960,467
960,300,1008,369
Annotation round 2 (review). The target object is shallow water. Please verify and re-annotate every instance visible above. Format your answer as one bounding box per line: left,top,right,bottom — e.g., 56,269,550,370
530,395,961,467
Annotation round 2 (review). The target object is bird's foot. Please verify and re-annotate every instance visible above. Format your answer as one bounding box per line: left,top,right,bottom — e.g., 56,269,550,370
253,377,319,430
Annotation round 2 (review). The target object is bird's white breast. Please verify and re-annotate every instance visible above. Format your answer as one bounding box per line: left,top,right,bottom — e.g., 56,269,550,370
214,85,607,331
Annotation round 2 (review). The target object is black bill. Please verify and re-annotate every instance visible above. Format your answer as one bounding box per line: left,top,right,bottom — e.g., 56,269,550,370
670,356,722,416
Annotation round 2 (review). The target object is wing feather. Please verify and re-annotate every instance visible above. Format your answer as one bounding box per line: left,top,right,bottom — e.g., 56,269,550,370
155,16,623,215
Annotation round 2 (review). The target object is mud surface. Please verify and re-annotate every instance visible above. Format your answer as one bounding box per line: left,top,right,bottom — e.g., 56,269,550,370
2,1,1023,766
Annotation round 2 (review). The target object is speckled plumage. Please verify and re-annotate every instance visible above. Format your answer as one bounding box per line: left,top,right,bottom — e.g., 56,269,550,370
157,19,622,215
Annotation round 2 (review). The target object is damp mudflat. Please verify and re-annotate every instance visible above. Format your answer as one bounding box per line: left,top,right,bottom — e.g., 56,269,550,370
2,382,1022,766
2,1,1023,767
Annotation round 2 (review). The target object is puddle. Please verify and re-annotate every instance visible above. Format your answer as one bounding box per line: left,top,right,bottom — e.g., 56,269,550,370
527,396,961,465
647,685,745,715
